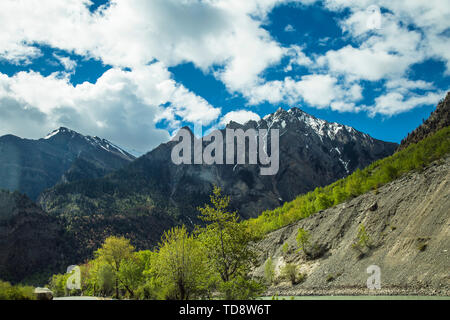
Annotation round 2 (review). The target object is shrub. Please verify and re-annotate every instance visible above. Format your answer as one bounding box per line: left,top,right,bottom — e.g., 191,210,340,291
0,281,35,300
264,257,275,285
352,224,372,254
296,228,310,254
282,242,289,255
280,263,298,285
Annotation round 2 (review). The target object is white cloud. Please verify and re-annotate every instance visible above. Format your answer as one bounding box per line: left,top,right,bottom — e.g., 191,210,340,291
0,45,43,66
53,54,77,72
243,74,363,112
318,45,412,81
0,0,447,137
385,79,435,92
0,62,221,151
220,110,261,126
324,0,450,73
284,24,295,32
369,90,443,116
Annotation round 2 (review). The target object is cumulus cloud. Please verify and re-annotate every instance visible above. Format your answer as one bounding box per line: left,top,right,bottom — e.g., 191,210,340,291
53,54,77,72
244,74,363,111
0,0,448,147
0,62,222,151
0,0,297,147
220,110,261,126
368,91,444,116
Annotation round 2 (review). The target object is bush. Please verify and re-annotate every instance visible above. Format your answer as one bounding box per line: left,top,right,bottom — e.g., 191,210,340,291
218,275,265,300
264,257,275,285
280,263,298,285
352,224,372,255
296,228,310,254
0,281,35,300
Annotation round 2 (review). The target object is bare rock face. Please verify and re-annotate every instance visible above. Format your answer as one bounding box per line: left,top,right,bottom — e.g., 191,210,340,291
253,156,450,296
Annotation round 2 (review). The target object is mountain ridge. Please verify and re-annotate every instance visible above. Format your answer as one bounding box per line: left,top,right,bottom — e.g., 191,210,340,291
0,127,135,200
35,106,397,263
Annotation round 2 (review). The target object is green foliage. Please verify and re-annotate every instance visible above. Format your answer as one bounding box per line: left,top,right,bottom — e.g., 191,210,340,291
152,226,211,300
97,264,115,296
352,224,372,252
280,263,299,285
49,273,70,297
217,275,264,300
282,242,289,255
0,281,35,300
264,257,275,285
94,236,136,298
46,187,265,300
296,228,310,254
246,126,450,236
196,186,261,299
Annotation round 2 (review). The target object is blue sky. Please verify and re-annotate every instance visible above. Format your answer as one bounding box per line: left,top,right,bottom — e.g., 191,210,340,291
0,0,449,153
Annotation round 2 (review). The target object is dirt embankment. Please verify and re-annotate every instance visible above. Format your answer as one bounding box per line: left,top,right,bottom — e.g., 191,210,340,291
253,157,450,296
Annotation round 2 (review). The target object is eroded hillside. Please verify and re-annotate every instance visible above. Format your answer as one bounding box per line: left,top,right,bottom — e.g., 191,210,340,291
254,156,450,296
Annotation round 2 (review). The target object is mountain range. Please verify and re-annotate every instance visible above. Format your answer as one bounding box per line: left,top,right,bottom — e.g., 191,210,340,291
0,127,135,201
0,106,401,282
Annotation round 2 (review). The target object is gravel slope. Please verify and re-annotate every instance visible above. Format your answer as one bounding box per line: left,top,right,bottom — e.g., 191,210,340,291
253,157,450,296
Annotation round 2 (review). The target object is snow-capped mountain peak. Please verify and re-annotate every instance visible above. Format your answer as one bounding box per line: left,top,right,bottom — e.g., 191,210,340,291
42,127,135,161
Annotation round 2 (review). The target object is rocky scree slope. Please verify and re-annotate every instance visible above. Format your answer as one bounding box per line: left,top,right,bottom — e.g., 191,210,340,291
253,156,450,296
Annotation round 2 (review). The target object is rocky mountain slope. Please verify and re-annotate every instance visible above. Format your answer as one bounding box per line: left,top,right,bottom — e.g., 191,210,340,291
40,108,397,221
36,108,397,259
253,156,450,296
399,91,450,151
0,127,135,200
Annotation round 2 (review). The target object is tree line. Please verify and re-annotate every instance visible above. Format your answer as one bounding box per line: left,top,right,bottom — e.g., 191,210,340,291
49,186,264,300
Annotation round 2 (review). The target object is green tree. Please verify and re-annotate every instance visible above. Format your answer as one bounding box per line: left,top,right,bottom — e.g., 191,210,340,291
296,228,310,254
94,236,135,298
153,226,210,300
0,281,35,300
197,186,262,299
314,193,333,211
280,263,298,285
97,263,115,297
264,257,275,285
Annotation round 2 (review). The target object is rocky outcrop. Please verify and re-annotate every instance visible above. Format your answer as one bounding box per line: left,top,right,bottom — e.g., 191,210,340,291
253,156,450,296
